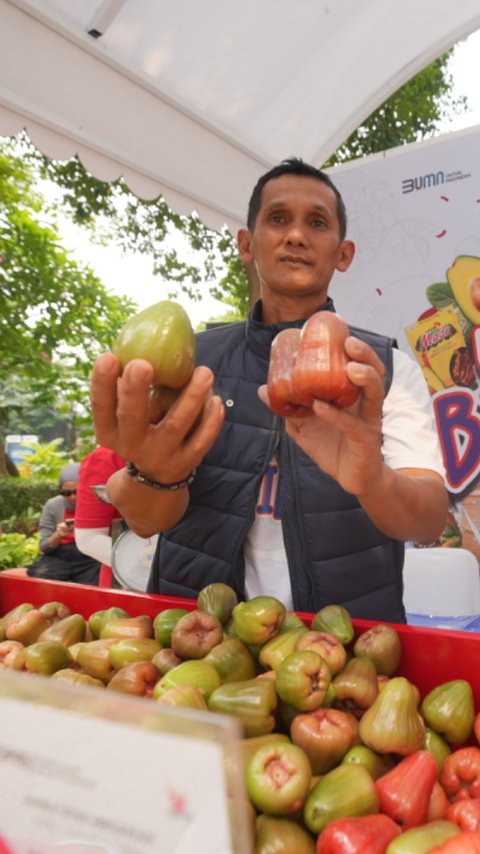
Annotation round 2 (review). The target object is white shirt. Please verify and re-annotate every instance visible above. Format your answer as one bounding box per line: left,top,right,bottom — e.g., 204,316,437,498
244,349,445,609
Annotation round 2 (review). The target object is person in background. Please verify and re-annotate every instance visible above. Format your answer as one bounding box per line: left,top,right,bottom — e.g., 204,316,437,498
27,462,101,585
74,446,125,585
90,157,448,622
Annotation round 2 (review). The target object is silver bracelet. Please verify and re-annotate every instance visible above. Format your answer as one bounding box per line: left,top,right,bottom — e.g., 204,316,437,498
125,461,196,491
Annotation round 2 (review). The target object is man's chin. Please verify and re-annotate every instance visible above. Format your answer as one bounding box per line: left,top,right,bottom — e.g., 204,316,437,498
270,279,322,296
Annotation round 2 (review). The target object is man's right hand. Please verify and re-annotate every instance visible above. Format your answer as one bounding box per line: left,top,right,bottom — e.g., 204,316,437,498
91,353,225,486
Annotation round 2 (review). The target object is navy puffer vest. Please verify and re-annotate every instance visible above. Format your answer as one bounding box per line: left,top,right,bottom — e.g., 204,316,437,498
148,300,406,623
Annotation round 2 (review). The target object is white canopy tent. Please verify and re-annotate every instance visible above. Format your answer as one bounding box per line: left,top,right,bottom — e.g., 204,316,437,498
1,0,480,232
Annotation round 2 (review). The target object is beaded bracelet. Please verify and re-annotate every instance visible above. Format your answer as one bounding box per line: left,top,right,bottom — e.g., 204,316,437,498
126,461,196,491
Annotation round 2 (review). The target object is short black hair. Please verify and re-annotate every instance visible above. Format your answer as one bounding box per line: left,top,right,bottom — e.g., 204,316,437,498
247,157,347,240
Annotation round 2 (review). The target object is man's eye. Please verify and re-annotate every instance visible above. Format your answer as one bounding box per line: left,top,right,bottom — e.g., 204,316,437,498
271,214,285,223
311,218,326,228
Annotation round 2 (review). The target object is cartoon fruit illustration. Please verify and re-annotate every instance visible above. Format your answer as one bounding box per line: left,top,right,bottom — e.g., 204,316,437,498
473,279,480,311
449,346,476,387
447,255,480,325
113,300,196,390
422,365,445,394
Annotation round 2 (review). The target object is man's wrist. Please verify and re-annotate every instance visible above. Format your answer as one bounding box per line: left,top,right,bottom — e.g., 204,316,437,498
125,462,196,492
354,462,392,501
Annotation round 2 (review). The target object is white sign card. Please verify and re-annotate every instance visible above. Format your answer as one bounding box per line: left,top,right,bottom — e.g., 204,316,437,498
0,671,251,854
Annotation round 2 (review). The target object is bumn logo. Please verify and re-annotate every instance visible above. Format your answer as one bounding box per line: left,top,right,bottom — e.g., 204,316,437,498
401,171,445,194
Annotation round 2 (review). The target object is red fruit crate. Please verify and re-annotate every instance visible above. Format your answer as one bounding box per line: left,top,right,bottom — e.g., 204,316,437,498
1,574,480,707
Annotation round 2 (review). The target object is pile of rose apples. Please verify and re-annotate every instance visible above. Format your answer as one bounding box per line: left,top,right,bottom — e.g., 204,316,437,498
2,583,480,853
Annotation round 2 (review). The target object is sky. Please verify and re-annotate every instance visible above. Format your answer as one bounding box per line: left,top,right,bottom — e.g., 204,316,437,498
44,28,480,328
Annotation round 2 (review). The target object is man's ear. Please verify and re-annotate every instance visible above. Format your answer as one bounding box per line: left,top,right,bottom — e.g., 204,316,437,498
237,228,254,263
336,239,355,272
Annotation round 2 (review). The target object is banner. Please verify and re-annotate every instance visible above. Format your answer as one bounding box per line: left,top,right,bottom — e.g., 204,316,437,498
329,125,480,561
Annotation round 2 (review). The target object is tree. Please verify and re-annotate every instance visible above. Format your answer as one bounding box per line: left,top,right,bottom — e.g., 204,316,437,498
324,52,467,166
0,140,136,474
29,49,468,316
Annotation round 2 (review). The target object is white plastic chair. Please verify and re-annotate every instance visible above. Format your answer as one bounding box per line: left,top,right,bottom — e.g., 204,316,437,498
403,547,480,624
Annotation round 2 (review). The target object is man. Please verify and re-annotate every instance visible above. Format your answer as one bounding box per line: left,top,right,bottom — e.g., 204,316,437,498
91,158,447,621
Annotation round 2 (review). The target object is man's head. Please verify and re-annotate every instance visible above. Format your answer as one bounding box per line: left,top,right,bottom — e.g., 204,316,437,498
247,157,347,239
238,157,354,321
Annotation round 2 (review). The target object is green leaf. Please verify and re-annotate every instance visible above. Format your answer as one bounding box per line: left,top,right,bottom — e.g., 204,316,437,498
426,282,455,309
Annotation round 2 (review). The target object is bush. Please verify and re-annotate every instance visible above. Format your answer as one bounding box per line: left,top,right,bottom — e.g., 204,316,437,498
1,506,41,536
0,532,39,569
0,473,59,570
0,478,57,520
17,439,73,481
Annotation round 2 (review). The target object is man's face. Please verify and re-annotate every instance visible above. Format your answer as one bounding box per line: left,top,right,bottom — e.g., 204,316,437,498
238,173,354,304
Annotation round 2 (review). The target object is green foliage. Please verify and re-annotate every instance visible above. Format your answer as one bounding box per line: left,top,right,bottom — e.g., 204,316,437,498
0,532,39,569
17,438,72,481
0,470,56,568
37,148,247,314
0,478,57,520
8,402,74,449
0,381,25,432
426,281,456,310
0,506,40,536
425,281,473,348
0,138,137,442
323,51,466,166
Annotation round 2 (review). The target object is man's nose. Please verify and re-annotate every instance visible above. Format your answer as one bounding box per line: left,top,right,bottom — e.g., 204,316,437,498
285,221,307,245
